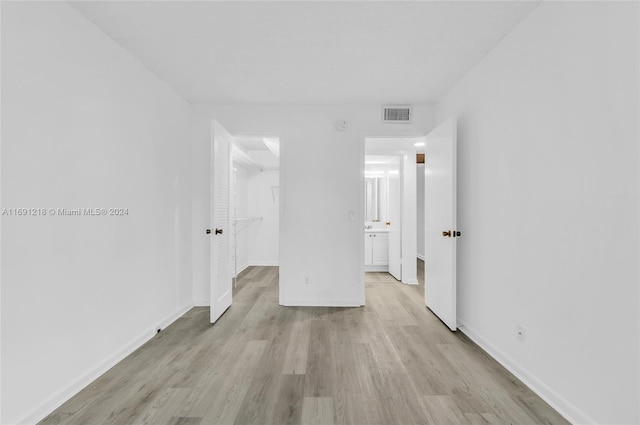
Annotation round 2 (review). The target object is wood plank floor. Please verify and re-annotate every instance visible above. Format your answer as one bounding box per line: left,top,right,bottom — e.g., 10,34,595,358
40,263,569,425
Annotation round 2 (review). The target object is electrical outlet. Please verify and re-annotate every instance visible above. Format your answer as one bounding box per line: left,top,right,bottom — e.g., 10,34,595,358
516,325,525,340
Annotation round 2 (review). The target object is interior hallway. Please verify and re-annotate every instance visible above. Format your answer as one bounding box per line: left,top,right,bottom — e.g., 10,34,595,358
39,263,568,425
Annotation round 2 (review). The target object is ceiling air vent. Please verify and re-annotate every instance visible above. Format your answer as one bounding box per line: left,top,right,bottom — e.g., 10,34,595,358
382,105,412,124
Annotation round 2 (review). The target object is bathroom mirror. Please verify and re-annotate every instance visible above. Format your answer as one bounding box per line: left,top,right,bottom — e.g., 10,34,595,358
364,176,388,222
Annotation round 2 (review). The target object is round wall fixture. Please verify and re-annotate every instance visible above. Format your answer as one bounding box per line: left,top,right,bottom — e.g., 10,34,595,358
335,120,348,131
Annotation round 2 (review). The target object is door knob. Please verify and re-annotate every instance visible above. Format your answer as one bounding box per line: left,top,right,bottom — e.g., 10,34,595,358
442,230,451,237
215,228,223,235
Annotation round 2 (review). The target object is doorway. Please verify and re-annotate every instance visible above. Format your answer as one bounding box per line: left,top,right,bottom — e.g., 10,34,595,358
363,137,422,296
364,155,401,277
231,136,280,292
210,119,280,324
361,117,457,330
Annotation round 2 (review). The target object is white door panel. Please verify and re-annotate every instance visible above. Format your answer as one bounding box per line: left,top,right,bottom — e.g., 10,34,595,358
210,120,233,323
424,116,457,331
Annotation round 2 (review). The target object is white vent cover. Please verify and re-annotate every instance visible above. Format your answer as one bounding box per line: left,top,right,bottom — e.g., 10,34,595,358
382,105,412,123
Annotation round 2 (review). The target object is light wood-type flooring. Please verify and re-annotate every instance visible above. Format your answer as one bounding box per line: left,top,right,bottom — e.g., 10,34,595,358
40,263,569,425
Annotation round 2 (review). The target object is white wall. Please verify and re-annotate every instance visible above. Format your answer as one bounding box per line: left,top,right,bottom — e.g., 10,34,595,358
191,105,435,306
248,170,280,266
1,3,192,424
436,2,639,424
416,164,425,260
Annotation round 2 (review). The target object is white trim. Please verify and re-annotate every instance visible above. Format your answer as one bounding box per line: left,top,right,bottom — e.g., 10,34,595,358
17,302,194,425
457,319,594,425
417,253,425,261
249,261,279,267
637,4,640,418
0,3,3,422
280,299,363,307
157,303,194,332
193,298,210,307
402,279,419,285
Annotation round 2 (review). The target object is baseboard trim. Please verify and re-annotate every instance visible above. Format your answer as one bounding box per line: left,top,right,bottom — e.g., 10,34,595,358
280,299,363,307
402,279,419,285
417,254,425,261
17,302,193,425
157,303,193,332
457,319,594,425
193,298,210,307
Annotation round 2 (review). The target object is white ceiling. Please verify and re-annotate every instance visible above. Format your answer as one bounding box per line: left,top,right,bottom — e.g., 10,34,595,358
69,1,540,105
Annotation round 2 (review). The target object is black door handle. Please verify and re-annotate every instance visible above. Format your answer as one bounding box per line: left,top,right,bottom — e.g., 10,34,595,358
215,228,223,235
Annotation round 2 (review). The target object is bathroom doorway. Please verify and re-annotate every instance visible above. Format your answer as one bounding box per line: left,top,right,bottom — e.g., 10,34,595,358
364,154,401,278
363,118,458,330
363,137,423,291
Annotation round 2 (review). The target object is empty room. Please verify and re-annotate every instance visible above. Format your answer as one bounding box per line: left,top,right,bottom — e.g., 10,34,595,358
1,1,639,425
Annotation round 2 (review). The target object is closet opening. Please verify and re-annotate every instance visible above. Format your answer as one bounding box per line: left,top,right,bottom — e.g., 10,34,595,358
230,137,280,292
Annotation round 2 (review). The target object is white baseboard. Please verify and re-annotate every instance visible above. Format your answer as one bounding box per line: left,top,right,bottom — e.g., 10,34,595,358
280,299,363,307
156,303,193,332
17,302,193,425
417,254,425,261
402,279,419,285
457,319,594,425
193,298,210,307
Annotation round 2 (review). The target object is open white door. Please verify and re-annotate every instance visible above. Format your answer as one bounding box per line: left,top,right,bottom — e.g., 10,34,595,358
210,120,233,323
424,116,457,331
387,156,402,280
